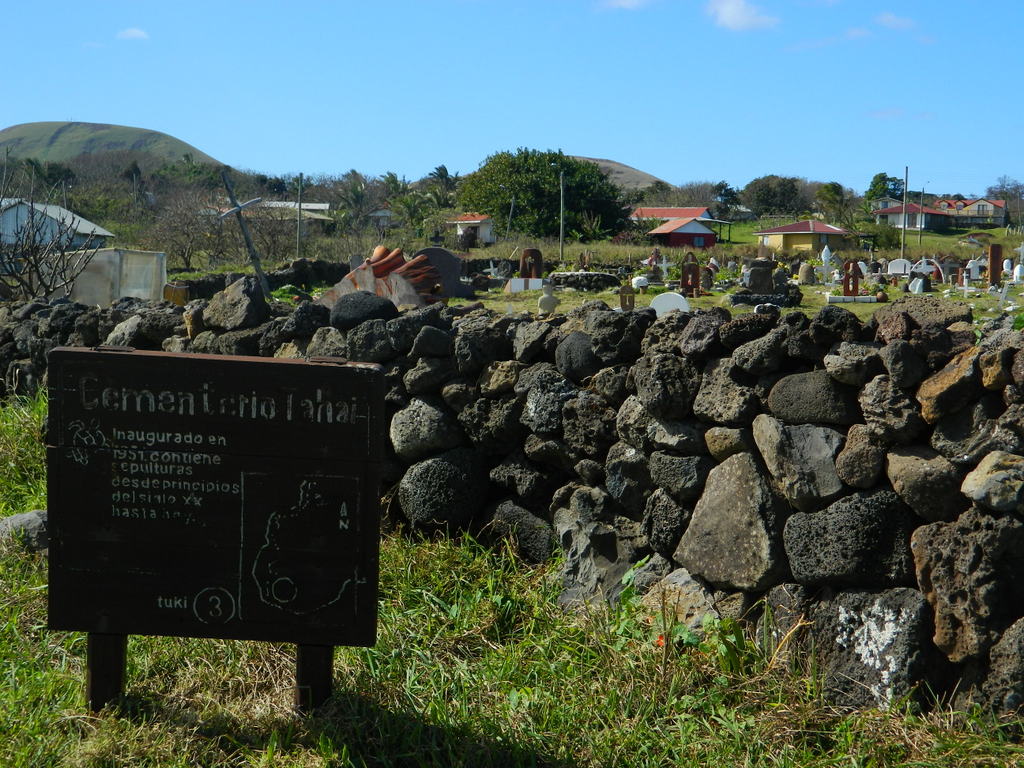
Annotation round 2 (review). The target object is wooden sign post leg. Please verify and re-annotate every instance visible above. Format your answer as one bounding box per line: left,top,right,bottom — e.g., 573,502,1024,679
295,644,334,713
86,633,127,713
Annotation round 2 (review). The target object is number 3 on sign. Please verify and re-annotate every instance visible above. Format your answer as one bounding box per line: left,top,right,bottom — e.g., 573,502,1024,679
193,587,237,624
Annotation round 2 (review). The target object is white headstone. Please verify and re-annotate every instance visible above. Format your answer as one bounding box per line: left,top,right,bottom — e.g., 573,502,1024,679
909,278,925,294
1004,259,1013,274
966,259,982,280
887,258,912,275
631,275,649,291
649,292,691,317
858,261,869,277
1014,264,1024,283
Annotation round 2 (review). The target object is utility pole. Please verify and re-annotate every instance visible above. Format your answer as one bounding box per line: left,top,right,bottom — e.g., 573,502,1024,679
296,172,303,262
559,169,565,264
506,194,515,240
918,181,928,245
899,166,908,261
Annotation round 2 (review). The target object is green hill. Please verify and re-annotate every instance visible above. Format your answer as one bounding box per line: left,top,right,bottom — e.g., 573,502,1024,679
572,156,665,191
0,121,220,169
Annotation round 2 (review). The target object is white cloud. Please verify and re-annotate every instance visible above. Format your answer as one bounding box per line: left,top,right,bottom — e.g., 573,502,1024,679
602,0,651,8
876,12,914,30
116,28,149,40
845,26,870,39
706,0,778,31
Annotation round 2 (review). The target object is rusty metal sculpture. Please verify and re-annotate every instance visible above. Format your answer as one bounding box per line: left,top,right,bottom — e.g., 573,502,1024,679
318,246,442,309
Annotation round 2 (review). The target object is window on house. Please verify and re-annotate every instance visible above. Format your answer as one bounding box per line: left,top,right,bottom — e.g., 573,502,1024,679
907,213,917,228
693,236,704,247
977,204,989,214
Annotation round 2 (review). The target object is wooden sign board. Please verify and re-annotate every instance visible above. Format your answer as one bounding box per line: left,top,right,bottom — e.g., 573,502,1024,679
46,348,384,650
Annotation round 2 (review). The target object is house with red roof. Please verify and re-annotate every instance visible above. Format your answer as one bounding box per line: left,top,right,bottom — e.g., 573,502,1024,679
931,198,1007,226
446,212,495,246
647,218,717,249
872,203,952,231
753,220,852,253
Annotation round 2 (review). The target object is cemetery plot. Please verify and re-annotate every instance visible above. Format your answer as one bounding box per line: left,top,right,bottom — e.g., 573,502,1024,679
46,348,384,647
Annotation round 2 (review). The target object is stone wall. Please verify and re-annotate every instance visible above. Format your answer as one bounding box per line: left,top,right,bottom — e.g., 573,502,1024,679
4,277,1024,715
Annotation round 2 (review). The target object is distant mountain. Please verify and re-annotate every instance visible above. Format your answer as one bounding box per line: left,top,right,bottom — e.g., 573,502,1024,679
0,121,220,169
572,156,665,191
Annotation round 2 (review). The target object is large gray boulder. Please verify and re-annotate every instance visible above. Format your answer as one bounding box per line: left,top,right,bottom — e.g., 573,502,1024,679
766,370,861,426
648,453,715,505
885,447,965,523
638,568,718,635
0,509,47,552
859,375,926,444
615,396,707,455
389,398,465,463
554,485,650,607
783,490,916,588
692,358,761,427
809,588,936,710
398,448,488,529
604,441,653,516
517,364,577,435
673,452,788,591
561,393,617,461
642,488,690,559
961,450,1024,514
752,414,845,512
329,290,398,332
823,342,884,387
912,506,1024,663
835,424,887,489
631,353,701,420
555,331,602,384
204,276,270,331
481,500,556,564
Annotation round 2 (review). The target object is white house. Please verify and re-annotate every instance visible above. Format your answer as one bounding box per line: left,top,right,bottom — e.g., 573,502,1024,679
0,198,113,250
448,213,496,245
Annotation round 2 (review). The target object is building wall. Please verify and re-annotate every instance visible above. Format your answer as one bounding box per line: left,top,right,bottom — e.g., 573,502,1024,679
666,232,717,248
761,233,848,252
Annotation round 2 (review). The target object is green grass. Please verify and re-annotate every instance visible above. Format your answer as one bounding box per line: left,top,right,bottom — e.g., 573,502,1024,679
3,399,1024,765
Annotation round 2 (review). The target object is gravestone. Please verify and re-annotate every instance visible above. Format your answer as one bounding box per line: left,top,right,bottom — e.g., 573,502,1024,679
411,248,475,298
989,245,1003,288
649,292,691,317
700,267,714,293
798,263,816,285
772,266,790,292
887,258,912,276
618,284,635,311
747,259,774,294
842,260,860,297
47,348,385,712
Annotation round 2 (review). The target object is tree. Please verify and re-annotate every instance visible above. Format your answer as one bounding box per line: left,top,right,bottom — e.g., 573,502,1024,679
147,190,228,270
865,172,904,201
815,181,857,230
987,175,1024,224
741,175,806,217
457,148,628,238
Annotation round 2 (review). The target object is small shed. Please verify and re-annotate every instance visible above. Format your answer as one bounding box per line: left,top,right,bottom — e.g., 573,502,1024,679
70,248,167,306
448,213,495,246
753,220,852,253
648,217,717,249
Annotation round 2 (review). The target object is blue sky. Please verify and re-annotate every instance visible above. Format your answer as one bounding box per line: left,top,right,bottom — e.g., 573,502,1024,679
4,0,1021,197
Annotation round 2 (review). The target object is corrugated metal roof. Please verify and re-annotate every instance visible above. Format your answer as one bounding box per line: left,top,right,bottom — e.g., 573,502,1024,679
872,203,950,216
447,212,492,223
0,198,114,238
753,220,850,235
647,217,714,235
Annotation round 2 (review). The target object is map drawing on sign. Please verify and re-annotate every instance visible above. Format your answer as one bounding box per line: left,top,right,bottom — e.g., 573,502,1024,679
248,475,364,616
